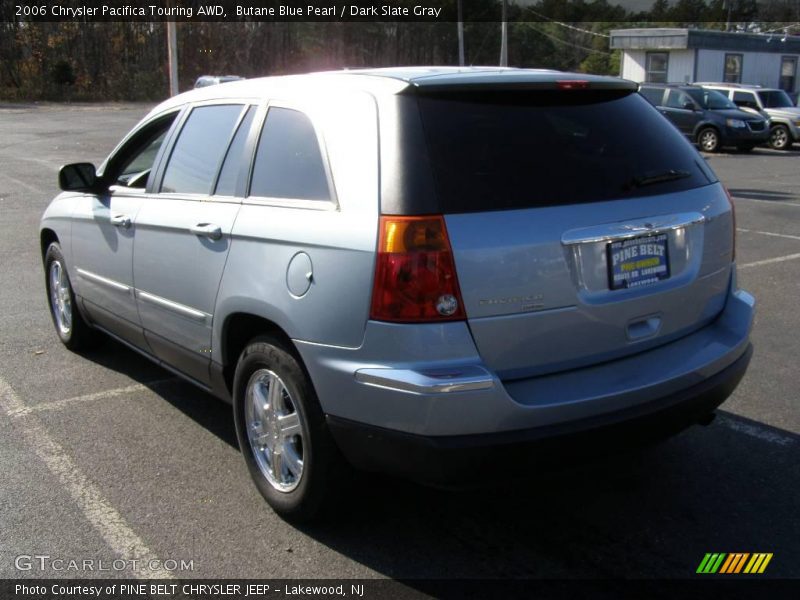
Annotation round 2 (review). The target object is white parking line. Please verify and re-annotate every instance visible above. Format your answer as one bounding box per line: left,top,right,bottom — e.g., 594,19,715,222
717,415,796,446
0,376,174,579
7,378,177,418
737,228,800,242
732,196,800,208
0,172,46,194
739,252,800,269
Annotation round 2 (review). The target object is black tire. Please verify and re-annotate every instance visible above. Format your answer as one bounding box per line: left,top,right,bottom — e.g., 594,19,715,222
769,124,791,150
44,242,101,351
697,127,720,152
232,335,347,522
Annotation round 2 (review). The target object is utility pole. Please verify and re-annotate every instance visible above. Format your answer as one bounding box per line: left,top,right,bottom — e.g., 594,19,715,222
499,0,508,66
457,0,465,66
725,0,732,32
167,21,179,96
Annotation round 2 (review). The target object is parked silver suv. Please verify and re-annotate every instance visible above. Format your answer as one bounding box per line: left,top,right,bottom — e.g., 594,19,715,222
41,68,754,521
697,83,800,150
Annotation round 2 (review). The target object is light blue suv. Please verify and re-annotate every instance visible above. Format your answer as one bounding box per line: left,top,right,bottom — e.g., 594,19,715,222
41,68,754,521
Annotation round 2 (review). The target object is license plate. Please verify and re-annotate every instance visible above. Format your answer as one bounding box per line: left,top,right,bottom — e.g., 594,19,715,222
607,233,670,290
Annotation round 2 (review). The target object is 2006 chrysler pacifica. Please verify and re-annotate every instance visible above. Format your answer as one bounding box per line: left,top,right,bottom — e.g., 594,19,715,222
40,68,754,521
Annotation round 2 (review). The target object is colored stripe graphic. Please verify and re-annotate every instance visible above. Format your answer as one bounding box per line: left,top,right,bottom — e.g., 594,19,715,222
697,553,727,573
698,553,773,574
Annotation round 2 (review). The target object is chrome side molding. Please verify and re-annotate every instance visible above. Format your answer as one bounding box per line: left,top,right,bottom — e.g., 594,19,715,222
137,290,209,322
76,268,131,293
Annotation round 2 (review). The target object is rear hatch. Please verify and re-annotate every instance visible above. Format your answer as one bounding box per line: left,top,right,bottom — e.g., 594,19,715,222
414,86,734,381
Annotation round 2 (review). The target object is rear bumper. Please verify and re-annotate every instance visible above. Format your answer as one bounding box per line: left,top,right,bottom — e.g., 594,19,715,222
327,344,752,486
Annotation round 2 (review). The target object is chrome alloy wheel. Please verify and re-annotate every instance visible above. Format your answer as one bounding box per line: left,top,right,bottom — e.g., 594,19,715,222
245,369,304,492
49,260,72,336
699,129,719,152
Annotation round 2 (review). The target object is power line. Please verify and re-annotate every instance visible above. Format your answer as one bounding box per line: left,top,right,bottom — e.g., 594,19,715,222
523,22,612,55
523,7,611,38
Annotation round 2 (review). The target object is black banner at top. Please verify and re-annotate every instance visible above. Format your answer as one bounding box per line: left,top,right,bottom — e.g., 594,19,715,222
5,0,777,24
12,1,462,23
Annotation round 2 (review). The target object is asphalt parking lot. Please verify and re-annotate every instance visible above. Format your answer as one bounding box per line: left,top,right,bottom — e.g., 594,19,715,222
1,103,798,584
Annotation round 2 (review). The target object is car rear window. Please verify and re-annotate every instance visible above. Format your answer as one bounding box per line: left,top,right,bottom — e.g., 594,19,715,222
416,91,714,213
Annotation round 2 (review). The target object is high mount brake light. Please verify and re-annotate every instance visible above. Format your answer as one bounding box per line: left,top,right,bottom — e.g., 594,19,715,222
370,216,466,323
557,80,590,90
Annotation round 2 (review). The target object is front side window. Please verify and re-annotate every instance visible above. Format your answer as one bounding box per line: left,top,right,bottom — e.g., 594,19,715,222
780,57,797,94
106,114,177,189
724,54,743,83
732,90,760,110
161,104,244,194
645,52,669,83
249,107,330,201
665,89,692,110
685,88,736,110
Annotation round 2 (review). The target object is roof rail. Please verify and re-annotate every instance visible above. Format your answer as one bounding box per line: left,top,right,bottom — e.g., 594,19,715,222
694,82,762,89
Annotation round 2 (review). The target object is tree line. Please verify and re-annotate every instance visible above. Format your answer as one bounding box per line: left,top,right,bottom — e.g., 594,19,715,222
1,0,798,101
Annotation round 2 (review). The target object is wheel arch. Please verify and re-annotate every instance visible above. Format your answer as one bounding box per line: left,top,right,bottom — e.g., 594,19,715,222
218,310,301,401
40,228,59,264
694,121,720,140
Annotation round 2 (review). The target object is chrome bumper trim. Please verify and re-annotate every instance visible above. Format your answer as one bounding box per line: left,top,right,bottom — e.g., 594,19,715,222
355,366,495,394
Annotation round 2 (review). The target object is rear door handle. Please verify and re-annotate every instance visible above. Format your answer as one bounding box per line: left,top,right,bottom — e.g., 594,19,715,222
110,214,131,229
190,223,223,241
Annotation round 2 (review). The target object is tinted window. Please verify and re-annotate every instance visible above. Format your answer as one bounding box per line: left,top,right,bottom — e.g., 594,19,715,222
685,88,736,110
757,90,793,108
108,114,176,189
639,87,664,106
664,90,692,109
161,104,244,194
417,91,713,213
214,107,255,196
732,91,759,109
250,107,330,201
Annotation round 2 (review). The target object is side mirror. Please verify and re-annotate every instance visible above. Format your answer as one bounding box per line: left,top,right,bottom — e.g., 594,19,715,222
682,101,696,111
59,162,98,192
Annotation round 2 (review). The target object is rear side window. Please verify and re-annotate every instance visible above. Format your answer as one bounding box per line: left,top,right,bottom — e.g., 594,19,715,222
214,107,255,196
417,91,713,213
161,104,244,194
249,107,330,201
639,87,664,106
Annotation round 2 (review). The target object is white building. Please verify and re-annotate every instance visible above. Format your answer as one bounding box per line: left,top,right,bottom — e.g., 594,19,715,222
610,28,800,97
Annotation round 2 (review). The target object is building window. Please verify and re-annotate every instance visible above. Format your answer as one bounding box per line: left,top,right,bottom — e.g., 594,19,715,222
724,54,743,83
780,56,797,93
645,52,669,83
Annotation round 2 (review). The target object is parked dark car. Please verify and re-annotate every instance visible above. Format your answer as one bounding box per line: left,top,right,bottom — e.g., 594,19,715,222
639,84,770,152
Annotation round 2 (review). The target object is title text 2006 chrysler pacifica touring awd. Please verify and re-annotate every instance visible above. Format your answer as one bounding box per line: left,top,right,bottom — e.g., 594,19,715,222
40,68,754,521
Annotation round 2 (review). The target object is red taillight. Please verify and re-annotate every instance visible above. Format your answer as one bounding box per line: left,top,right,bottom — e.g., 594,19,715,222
370,215,466,323
557,80,589,90
724,186,736,261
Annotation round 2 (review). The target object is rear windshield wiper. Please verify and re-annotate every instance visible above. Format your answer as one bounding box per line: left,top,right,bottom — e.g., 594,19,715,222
625,169,691,190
